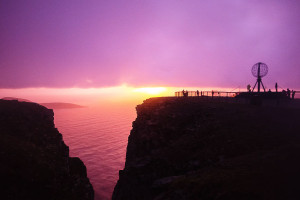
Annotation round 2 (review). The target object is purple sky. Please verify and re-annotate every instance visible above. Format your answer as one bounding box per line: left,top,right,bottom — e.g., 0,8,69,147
1,0,300,89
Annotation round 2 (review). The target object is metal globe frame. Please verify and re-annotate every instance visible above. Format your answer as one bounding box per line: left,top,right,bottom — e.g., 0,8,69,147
251,62,268,92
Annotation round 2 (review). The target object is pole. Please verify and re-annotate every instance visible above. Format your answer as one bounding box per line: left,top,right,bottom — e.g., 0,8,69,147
257,63,261,92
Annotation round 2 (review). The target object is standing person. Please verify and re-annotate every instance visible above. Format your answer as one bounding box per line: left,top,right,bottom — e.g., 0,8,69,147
287,88,291,99
247,84,251,92
275,82,278,92
201,91,203,96
182,89,185,97
196,90,199,97
212,90,214,98
292,90,296,99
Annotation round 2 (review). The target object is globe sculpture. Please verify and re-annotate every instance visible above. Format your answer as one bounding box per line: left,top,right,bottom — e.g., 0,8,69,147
251,62,268,92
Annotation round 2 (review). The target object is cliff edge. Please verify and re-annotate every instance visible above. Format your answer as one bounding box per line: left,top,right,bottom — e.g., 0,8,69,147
0,100,94,200
113,97,300,200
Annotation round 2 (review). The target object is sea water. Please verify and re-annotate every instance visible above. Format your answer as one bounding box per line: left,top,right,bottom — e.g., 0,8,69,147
54,104,136,200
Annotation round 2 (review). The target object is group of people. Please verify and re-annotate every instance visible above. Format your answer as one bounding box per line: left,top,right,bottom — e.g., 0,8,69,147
282,88,296,99
182,90,204,97
182,90,189,97
247,82,297,99
181,84,297,99
275,82,296,99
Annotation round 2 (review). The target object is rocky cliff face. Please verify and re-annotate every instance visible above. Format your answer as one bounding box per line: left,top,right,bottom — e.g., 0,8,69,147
0,100,93,200
113,97,300,200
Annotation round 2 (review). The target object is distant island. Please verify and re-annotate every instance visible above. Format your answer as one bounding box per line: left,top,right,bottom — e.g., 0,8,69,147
1,97,85,109
40,103,86,109
1,97,31,102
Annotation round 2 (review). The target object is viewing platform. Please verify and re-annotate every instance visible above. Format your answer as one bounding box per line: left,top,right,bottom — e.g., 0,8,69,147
175,90,238,98
174,90,300,108
175,90,299,99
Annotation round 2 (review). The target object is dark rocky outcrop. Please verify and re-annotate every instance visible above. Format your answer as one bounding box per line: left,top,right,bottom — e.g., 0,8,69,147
113,97,300,200
0,100,93,200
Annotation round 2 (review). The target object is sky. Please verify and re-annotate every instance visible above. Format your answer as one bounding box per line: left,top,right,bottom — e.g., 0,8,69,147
1,0,300,103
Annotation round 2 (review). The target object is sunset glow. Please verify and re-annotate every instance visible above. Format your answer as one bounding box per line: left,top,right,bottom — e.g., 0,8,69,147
0,86,171,105
133,87,167,95
1,85,261,106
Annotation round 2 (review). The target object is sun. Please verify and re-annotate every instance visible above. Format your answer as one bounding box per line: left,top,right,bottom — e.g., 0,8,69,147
133,87,167,95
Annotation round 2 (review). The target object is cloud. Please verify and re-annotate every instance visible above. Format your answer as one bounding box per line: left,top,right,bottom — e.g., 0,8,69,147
0,0,299,89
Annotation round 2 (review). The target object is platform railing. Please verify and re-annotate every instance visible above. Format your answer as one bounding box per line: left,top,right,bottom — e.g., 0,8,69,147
175,91,239,98
175,90,300,98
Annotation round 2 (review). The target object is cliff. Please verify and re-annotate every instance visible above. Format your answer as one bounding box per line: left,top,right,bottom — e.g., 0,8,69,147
0,100,94,200
113,97,300,200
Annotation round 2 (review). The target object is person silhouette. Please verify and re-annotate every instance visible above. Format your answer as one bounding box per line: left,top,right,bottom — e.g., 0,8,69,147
275,82,278,92
292,90,296,99
287,88,291,99
247,84,251,92
196,90,199,97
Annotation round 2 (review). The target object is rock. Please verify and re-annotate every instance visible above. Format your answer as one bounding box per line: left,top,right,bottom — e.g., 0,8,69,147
113,97,300,200
0,100,94,200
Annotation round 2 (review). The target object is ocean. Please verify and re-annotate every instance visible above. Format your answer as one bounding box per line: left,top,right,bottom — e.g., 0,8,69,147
53,104,137,200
